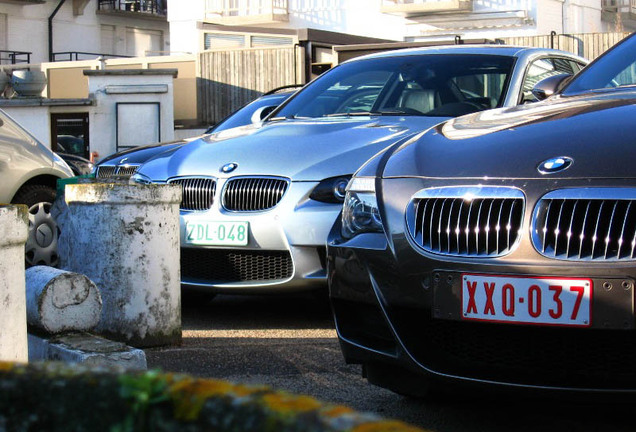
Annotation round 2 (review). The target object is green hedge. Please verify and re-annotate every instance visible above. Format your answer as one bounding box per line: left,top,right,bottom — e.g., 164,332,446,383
0,362,425,432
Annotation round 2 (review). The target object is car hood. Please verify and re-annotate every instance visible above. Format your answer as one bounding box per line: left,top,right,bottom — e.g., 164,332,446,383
137,116,447,181
382,89,636,180
98,139,191,165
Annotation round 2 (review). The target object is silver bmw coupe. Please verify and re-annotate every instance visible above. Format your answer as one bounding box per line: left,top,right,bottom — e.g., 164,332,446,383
133,45,586,296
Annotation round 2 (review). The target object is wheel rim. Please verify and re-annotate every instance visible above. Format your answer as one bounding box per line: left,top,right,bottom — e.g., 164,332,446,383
25,202,59,267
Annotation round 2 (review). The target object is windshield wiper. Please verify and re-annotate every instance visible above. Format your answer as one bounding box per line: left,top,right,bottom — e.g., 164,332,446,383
325,110,432,117
324,111,380,117
267,115,295,121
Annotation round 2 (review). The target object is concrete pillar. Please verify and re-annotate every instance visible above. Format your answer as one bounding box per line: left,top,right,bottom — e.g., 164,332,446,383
25,266,102,334
0,205,28,362
59,181,182,347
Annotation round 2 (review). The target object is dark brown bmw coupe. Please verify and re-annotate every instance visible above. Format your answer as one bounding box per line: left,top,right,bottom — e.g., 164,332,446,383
327,33,636,395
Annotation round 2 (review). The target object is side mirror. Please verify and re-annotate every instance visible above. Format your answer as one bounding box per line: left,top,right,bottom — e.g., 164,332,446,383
250,105,278,124
531,73,572,101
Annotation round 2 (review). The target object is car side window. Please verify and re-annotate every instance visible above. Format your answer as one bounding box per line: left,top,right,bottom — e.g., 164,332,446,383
521,57,575,103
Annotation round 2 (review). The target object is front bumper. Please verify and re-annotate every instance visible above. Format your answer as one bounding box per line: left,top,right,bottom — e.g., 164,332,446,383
328,179,636,393
179,180,340,293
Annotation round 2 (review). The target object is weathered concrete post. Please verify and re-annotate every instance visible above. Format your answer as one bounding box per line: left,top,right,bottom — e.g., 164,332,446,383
59,182,182,347
25,266,102,334
0,205,28,361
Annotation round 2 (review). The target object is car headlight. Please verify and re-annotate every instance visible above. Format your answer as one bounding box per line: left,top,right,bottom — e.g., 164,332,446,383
341,177,382,239
309,175,351,203
131,172,152,184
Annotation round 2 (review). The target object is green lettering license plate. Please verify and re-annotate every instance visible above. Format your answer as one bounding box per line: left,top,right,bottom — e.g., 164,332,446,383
184,221,249,246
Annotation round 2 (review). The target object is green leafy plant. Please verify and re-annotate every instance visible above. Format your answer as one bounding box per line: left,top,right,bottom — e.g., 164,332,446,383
112,370,170,432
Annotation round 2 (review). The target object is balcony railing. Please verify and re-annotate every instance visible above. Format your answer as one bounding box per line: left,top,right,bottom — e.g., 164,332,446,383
51,52,133,62
381,0,472,16
97,0,166,16
205,0,289,24
602,0,636,13
0,50,31,65
0,0,44,4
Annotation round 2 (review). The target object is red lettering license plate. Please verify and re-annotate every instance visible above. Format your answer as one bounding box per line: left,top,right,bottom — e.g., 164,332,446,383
461,274,592,327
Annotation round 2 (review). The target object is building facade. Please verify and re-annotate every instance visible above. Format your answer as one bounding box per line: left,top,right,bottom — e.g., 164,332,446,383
0,0,169,65
167,0,628,53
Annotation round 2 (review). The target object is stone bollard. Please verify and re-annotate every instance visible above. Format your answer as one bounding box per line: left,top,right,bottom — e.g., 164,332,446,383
58,182,182,347
0,205,28,362
25,266,102,334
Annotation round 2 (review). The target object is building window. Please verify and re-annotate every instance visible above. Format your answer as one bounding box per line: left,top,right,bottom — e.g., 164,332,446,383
204,33,246,50
126,28,163,57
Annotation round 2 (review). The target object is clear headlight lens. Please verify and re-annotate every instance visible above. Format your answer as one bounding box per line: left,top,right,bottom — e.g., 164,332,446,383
309,175,352,203
341,177,382,239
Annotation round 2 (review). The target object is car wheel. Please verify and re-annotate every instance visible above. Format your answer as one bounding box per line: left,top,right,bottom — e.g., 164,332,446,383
13,185,59,268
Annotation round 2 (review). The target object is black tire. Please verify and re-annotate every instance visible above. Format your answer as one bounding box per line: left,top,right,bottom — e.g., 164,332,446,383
13,184,59,268
13,184,56,208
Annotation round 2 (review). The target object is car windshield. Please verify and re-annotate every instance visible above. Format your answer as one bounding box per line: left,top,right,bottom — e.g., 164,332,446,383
207,93,290,133
562,34,636,95
273,54,516,119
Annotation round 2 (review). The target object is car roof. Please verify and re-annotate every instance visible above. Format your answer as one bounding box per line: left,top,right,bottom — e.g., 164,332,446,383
346,45,582,63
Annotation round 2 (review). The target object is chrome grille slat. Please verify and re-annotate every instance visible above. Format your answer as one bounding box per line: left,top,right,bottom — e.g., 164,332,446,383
618,201,633,259
495,200,504,255
578,201,592,260
591,201,605,259
604,201,619,259
474,200,485,255
506,200,517,251
407,187,524,258
169,177,216,211
565,200,579,258
553,200,566,257
532,188,636,261
223,177,289,212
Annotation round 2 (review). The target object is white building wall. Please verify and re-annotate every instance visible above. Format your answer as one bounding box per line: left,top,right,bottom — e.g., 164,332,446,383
167,0,205,54
0,1,170,64
536,0,564,33
286,0,404,41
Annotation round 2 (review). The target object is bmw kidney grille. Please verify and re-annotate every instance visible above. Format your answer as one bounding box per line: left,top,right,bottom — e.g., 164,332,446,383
168,177,217,211
406,187,525,257
532,188,636,261
222,177,289,212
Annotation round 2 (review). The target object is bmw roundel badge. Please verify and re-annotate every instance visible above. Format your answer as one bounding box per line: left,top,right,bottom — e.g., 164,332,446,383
537,156,573,175
221,162,238,173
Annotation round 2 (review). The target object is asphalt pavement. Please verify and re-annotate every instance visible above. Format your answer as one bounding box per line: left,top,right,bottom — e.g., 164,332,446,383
146,293,636,432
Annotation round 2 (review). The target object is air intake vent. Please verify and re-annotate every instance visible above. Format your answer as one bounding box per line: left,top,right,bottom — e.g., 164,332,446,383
181,248,293,283
168,177,216,211
223,177,289,212
407,187,525,257
532,188,636,261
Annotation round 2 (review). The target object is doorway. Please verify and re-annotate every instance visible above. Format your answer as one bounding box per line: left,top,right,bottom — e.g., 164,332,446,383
51,113,89,159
